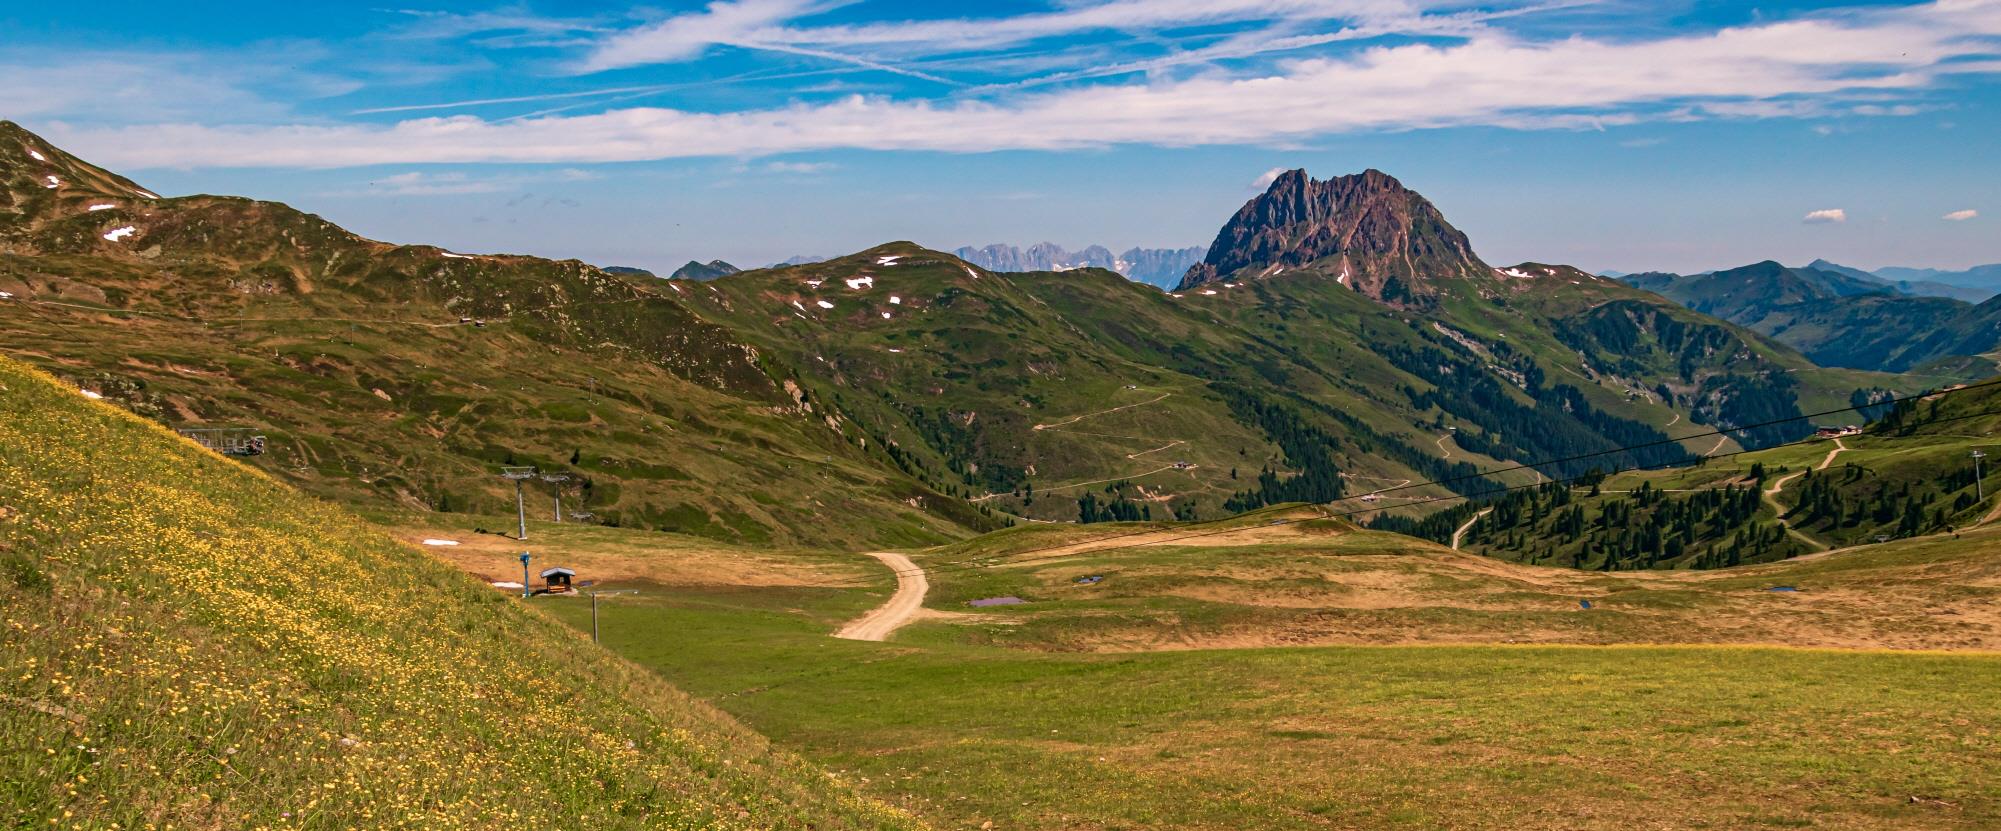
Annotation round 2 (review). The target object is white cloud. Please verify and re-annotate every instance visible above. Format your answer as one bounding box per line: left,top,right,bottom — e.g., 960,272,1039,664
1803,208,1848,224
1251,167,1290,189
1944,209,1979,221
379,7,610,42
318,168,600,197
0,49,358,124
579,0,830,71
41,1,2001,169
763,161,837,174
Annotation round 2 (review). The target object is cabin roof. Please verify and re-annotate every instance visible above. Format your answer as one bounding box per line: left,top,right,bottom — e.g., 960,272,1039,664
539,567,576,578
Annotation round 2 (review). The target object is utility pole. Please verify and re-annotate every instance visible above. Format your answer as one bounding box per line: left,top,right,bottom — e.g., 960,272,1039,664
541,472,571,523
1976,451,1988,501
518,551,532,599
582,584,637,642
500,466,537,539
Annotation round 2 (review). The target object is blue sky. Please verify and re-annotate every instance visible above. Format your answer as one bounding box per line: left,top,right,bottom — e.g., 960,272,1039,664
4,1,1997,275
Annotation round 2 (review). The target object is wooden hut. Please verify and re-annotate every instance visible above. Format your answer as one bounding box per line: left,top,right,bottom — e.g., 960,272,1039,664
539,567,576,594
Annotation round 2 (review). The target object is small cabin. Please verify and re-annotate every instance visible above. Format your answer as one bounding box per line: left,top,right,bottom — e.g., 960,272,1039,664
539,567,576,594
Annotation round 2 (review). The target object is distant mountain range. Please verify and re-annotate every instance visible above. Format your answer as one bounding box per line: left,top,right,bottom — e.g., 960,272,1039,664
1609,260,1994,304
1624,261,2001,373
0,119,1934,565
1874,263,2001,291
1806,260,1993,303
950,243,1205,289
670,259,741,281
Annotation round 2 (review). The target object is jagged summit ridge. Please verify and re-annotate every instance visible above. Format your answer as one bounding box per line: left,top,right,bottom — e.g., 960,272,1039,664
1177,168,1486,301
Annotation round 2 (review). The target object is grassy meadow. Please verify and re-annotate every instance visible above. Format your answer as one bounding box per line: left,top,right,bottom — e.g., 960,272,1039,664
0,355,919,830
447,511,2001,830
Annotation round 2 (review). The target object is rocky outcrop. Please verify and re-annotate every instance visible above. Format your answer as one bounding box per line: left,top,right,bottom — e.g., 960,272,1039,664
1177,169,1485,302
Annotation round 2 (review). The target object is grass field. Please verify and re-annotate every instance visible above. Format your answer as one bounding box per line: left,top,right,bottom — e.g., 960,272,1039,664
0,354,918,830
539,583,2000,830
385,505,2001,829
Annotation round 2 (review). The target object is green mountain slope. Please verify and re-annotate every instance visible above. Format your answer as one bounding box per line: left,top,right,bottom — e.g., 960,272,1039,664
688,215,1906,528
0,121,985,548
0,354,920,829
1808,258,1993,303
0,127,1920,542
1399,377,2001,569
1626,261,1999,374
672,260,742,281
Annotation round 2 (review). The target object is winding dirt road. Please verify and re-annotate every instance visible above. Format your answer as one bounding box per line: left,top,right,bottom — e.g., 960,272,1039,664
1034,393,1171,431
1452,508,1494,550
833,552,927,642
1763,471,1826,551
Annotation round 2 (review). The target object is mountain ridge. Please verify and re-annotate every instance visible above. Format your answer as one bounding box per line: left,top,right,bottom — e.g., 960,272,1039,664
1177,168,1485,301
670,259,742,281
0,123,1915,545
952,242,1204,289
1625,260,2001,374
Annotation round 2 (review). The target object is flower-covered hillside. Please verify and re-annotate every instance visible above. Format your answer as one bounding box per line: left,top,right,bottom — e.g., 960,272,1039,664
0,354,922,831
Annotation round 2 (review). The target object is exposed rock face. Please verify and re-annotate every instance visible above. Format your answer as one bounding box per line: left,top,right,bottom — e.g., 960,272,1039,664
953,242,1116,273
951,242,1204,289
1117,246,1206,289
1177,169,1486,302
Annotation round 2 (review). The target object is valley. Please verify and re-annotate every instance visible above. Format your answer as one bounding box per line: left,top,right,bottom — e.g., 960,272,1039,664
385,495,2001,829
6,117,2000,831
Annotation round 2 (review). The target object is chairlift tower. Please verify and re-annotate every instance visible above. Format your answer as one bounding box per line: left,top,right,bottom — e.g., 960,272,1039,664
540,472,571,522
500,466,537,539
1975,451,1988,501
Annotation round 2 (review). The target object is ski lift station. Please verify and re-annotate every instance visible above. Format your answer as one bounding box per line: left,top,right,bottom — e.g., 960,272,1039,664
176,427,266,456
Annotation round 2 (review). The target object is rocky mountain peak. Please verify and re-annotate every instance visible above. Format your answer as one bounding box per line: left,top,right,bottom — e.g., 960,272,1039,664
1176,168,1486,302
